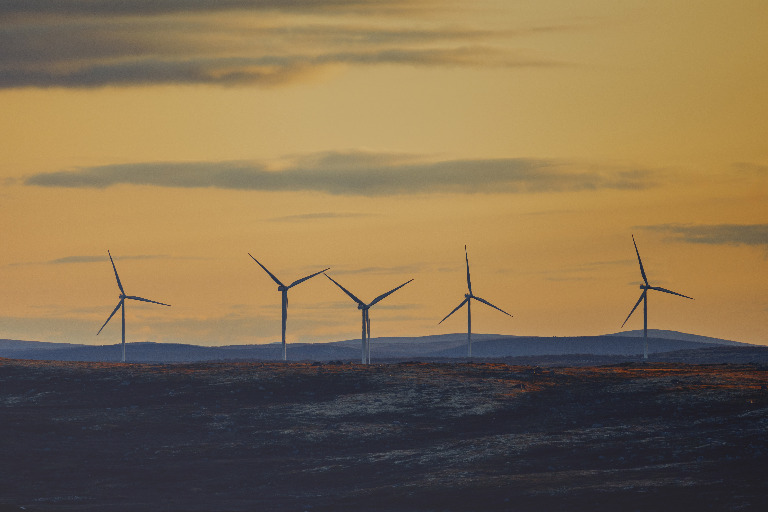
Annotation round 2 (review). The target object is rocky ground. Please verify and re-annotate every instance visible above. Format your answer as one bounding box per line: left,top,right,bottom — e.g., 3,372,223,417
1,358,767,511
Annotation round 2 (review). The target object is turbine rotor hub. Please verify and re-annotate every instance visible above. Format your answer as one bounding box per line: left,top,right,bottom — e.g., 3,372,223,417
278,285,288,291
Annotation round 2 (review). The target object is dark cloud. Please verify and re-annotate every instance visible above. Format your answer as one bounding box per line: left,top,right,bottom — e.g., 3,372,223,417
645,224,768,247
0,57,316,89
0,1,419,17
25,152,653,196
0,49,553,89
0,2,569,89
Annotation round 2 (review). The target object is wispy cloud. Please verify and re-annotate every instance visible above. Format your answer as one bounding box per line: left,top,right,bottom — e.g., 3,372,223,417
9,254,192,267
25,152,653,196
327,264,424,276
48,255,109,265
540,259,630,281
0,2,570,89
268,212,380,222
733,162,768,175
645,224,768,247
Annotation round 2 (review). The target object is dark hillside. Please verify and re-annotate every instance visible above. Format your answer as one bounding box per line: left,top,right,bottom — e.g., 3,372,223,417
1,358,766,511
0,332,756,363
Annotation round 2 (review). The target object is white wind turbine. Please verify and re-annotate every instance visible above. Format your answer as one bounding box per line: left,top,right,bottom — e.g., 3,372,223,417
621,235,693,360
439,245,512,358
249,254,329,361
97,251,170,363
324,273,413,364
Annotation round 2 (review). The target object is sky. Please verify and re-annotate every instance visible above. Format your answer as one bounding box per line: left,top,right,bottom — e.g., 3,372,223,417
1,0,766,347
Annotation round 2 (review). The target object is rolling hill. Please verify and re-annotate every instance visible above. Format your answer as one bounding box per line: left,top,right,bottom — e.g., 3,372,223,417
1,330,762,364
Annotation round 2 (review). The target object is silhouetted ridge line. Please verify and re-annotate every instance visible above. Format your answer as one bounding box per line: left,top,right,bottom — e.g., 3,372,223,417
1,333,755,364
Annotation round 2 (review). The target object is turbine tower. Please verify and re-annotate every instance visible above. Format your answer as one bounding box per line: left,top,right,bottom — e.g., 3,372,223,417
439,245,512,358
324,273,413,364
249,254,329,361
97,251,170,363
621,235,693,360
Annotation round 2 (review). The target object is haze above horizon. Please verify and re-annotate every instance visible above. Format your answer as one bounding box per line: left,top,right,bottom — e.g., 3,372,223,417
1,1,766,347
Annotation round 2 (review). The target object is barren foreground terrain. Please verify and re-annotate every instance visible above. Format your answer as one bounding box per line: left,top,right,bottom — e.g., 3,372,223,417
1,358,767,511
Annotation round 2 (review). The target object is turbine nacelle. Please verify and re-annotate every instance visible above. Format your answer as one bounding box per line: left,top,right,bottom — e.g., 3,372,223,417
358,304,369,310
277,285,288,292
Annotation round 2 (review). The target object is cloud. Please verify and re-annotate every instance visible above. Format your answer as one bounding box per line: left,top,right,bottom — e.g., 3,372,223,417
268,212,379,222
733,162,768,177
0,2,569,89
540,259,631,282
48,255,108,265
8,255,108,266
0,1,422,17
327,264,424,276
9,254,190,267
25,152,653,196
645,224,768,247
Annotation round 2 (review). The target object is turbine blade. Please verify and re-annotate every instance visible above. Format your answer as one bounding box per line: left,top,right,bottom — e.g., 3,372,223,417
651,286,693,300
248,254,284,287
465,245,473,294
632,235,649,285
369,279,413,307
324,274,364,306
471,295,512,317
126,295,171,307
108,250,125,294
288,267,331,288
438,297,469,324
97,300,123,335
621,291,646,328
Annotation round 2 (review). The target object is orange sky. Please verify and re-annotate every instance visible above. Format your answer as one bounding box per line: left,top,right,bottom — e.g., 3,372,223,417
1,0,766,347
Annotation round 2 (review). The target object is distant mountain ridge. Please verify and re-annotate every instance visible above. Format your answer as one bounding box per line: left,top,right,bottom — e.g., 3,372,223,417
0,331,756,364
0,339,87,351
609,329,746,346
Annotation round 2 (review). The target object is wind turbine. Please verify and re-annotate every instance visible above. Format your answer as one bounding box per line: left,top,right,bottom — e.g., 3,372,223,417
621,235,693,360
324,273,413,364
249,254,329,361
439,245,512,358
97,251,170,363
